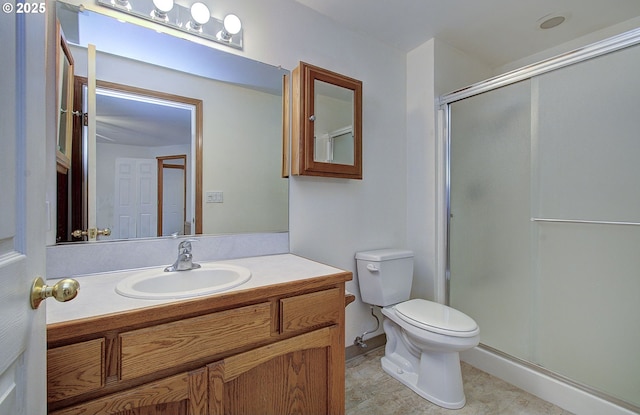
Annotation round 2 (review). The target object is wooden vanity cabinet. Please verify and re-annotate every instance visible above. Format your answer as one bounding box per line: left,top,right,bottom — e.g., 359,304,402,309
47,276,351,415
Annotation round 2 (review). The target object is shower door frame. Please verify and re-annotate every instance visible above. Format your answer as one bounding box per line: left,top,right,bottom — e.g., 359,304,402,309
438,27,640,413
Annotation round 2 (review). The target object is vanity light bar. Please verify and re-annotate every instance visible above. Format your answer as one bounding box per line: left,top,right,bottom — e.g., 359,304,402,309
97,0,243,50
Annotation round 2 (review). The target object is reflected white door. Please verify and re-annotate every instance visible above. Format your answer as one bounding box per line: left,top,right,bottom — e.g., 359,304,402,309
113,159,137,239
136,159,157,237
0,11,48,415
86,44,98,240
162,167,185,236
114,158,158,238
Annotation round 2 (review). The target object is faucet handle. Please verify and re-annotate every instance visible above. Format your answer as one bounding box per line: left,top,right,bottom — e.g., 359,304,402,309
178,238,197,252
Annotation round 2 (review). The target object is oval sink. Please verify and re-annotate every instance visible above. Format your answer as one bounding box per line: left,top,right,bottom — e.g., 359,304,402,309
115,263,251,299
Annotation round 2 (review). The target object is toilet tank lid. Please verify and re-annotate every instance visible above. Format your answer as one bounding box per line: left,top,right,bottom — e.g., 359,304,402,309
355,249,414,261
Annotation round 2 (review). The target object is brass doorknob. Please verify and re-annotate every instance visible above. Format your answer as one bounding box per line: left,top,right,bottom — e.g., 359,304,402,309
30,277,80,310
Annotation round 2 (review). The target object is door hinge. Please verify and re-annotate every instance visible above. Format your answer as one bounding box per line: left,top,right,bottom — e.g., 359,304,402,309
72,111,88,126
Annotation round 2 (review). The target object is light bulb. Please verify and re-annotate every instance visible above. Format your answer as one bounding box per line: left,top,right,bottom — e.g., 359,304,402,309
152,0,173,13
223,14,241,35
112,0,131,11
190,2,210,25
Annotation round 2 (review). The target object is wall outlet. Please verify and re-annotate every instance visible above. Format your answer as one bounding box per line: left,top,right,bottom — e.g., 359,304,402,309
206,191,224,203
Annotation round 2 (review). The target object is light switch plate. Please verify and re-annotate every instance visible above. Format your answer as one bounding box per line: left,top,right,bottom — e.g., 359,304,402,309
206,191,224,203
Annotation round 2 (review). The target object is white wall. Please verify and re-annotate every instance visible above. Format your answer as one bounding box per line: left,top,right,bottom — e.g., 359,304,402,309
406,39,437,303
406,39,492,305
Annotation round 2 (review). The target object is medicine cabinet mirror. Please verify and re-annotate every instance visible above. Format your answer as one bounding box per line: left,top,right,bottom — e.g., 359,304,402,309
291,62,362,179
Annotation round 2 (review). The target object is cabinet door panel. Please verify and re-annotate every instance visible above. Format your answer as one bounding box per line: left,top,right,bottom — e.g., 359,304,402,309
209,326,344,415
120,302,272,380
47,338,104,402
280,287,342,334
49,368,207,415
227,349,327,415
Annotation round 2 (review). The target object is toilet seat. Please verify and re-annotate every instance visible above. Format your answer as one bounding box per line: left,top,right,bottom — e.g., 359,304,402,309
394,299,478,338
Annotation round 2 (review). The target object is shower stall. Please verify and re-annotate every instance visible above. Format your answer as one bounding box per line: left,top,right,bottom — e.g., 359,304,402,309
441,29,640,412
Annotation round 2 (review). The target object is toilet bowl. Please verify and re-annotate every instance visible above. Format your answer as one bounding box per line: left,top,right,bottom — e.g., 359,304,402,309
381,299,479,409
355,249,480,409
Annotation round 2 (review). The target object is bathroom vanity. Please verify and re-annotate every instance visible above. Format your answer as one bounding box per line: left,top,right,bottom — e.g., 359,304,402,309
46,254,353,415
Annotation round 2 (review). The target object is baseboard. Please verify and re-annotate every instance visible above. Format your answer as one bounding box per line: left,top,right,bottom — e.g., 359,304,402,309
461,346,638,415
346,334,386,361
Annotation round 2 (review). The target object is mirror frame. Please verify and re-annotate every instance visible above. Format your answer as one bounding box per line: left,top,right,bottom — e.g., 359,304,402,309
56,21,75,173
291,61,363,179
69,78,203,239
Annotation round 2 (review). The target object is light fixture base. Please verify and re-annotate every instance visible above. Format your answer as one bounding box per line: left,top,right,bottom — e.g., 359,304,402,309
97,0,243,50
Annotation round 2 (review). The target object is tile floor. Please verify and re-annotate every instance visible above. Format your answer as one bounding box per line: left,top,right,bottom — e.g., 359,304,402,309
345,347,575,415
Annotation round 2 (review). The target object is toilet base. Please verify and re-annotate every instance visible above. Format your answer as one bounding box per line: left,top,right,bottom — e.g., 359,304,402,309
381,352,466,410
381,315,471,410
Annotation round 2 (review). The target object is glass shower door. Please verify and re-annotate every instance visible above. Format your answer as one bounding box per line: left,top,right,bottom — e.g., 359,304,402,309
448,41,640,408
449,80,533,362
532,44,640,406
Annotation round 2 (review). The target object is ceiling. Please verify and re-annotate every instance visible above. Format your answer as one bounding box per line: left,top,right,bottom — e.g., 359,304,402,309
96,92,192,147
294,0,640,67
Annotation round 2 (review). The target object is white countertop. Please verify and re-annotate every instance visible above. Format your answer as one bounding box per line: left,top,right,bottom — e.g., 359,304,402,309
47,254,346,325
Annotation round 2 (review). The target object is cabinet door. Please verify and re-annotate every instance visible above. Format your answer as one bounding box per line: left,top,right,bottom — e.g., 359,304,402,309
291,61,363,179
47,339,105,403
49,368,208,415
208,326,344,415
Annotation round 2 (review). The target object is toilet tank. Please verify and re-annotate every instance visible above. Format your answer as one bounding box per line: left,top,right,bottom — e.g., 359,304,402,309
355,249,414,307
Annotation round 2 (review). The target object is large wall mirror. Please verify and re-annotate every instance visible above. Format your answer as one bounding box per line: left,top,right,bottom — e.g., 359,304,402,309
54,2,289,245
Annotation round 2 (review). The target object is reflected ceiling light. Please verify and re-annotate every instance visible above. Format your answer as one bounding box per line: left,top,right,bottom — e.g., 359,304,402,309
151,0,173,22
187,2,210,32
217,14,242,42
97,0,244,49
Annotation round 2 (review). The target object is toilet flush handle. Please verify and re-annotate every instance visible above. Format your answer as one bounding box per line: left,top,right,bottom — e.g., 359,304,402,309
366,264,379,272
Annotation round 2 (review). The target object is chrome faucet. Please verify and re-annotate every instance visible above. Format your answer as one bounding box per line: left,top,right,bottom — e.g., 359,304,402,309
164,239,201,272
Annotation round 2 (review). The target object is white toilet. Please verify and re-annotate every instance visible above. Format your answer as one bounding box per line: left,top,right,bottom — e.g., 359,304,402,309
355,249,480,409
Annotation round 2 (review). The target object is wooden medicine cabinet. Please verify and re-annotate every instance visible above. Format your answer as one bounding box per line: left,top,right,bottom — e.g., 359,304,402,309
291,62,362,179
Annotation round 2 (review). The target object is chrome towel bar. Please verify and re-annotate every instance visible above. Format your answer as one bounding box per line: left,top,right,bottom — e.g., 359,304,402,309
530,217,640,226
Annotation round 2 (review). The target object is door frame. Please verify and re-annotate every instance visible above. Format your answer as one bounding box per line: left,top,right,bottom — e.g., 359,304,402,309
157,154,187,236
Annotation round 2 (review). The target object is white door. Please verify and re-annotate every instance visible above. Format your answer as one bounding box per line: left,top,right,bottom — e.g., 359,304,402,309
113,158,137,239
113,158,158,238
162,167,185,236
0,10,49,415
136,159,158,238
